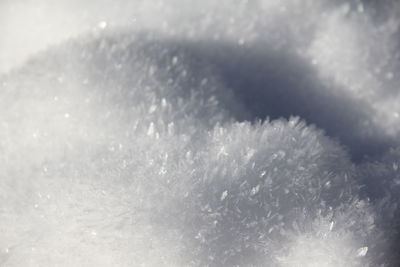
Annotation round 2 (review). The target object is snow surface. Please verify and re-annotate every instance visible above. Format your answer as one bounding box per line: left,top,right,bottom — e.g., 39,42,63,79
1,0,400,266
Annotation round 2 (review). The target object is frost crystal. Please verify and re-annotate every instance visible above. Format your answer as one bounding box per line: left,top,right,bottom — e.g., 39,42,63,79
220,190,228,201
356,247,368,257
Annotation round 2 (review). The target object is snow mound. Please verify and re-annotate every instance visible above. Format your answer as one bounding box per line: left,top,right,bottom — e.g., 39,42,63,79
1,0,400,266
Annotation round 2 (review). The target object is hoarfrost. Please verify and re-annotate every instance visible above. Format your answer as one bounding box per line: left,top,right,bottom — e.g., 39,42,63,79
1,0,400,266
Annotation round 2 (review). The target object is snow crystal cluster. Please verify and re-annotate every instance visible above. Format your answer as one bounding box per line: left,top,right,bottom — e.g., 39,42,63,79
1,0,400,266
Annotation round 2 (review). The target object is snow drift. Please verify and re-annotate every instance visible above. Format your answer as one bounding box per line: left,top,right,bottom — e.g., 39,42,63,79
1,0,400,266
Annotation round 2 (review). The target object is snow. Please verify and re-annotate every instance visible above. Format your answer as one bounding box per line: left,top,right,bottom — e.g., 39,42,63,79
1,0,400,266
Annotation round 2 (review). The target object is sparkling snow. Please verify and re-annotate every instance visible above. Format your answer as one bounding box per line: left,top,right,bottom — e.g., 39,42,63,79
1,0,400,266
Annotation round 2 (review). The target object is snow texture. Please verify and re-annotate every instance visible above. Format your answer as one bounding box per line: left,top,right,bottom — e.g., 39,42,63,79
1,0,400,266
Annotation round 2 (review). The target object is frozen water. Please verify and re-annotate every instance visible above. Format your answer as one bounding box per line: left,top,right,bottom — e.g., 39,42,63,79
1,0,400,266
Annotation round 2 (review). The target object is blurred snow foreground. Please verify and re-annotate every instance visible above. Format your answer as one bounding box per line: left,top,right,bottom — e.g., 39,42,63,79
1,0,400,266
